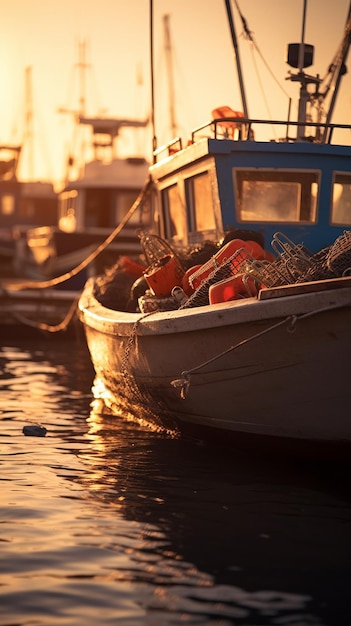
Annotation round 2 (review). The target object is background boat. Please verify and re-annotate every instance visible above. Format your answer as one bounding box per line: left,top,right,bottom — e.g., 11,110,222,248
0,67,59,278
0,145,58,277
16,42,151,289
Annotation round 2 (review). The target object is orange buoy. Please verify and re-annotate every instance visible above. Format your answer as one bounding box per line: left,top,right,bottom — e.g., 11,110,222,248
119,256,146,278
190,239,246,290
209,274,257,304
182,265,202,296
144,255,184,297
242,240,264,259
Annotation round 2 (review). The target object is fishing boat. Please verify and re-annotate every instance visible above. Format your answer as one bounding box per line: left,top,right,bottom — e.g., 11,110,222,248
78,2,351,452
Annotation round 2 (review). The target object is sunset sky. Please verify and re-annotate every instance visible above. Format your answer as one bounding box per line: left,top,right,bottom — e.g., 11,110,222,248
1,0,350,189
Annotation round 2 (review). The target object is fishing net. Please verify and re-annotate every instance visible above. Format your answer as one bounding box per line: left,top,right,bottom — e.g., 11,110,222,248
242,232,351,288
138,231,182,267
94,229,351,314
327,230,351,275
270,232,313,280
295,247,335,283
243,258,289,288
180,247,253,308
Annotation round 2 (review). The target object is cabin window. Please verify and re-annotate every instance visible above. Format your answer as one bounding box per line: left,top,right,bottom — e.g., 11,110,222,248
0,194,15,215
234,170,318,223
161,183,185,241
58,190,78,232
331,173,351,225
85,189,111,227
185,172,216,232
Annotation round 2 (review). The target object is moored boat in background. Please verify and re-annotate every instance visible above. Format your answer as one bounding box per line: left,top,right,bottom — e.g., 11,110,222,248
16,43,151,289
0,144,58,276
19,116,151,289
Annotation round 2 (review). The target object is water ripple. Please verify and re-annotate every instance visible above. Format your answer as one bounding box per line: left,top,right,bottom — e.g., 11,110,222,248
0,338,350,625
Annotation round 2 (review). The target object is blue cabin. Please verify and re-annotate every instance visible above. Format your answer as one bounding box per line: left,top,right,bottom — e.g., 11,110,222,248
150,121,351,254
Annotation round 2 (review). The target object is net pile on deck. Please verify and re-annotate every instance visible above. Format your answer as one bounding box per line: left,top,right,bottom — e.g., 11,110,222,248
94,230,351,313
180,230,351,309
179,246,255,309
161,230,351,311
246,231,351,289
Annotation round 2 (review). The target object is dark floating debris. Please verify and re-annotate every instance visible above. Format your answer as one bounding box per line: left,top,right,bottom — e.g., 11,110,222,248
23,425,47,437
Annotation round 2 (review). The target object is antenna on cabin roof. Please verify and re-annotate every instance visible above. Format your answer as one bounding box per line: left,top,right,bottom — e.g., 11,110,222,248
286,0,319,140
286,0,351,142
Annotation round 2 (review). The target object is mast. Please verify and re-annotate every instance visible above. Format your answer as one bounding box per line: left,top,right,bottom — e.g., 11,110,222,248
163,14,178,138
322,1,351,141
287,0,351,142
296,0,309,140
287,0,320,141
24,66,34,179
77,40,87,118
58,40,90,180
224,0,249,119
150,0,157,161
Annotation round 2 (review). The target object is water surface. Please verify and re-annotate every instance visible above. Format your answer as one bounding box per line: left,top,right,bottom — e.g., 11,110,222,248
0,335,350,625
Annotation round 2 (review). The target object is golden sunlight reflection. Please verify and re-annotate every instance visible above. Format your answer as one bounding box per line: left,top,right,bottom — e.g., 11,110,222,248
2,339,349,625
90,376,178,437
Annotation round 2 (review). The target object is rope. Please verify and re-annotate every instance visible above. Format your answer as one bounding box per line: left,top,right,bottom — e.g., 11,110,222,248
171,316,290,398
3,177,153,292
12,294,80,333
171,301,348,398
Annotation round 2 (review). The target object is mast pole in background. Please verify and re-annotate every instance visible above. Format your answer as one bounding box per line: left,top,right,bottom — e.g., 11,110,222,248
150,0,157,162
224,0,249,119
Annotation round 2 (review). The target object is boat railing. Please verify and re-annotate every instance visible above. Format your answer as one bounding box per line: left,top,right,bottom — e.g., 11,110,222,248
152,117,351,163
191,117,351,145
153,137,183,160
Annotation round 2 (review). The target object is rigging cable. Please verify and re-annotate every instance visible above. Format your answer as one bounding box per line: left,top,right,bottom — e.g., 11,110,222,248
233,0,293,115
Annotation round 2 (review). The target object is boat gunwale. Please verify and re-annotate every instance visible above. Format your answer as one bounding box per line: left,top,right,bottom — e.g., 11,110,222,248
78,276,351,337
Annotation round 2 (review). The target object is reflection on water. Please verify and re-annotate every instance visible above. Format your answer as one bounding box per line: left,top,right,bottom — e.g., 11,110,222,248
0,337,350,625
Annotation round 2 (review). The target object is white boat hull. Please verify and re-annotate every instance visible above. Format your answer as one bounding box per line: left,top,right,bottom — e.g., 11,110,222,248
78,277,351,448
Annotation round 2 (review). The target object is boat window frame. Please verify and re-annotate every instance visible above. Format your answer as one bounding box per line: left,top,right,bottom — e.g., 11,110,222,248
331,171,351,226
185,169,218,236
233,167,320,224
0,193,15,216
157,158,221,245
160,181,187,242
58,190,78,232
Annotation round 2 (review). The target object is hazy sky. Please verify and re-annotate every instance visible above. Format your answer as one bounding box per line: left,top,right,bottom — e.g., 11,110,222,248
1,0,350,188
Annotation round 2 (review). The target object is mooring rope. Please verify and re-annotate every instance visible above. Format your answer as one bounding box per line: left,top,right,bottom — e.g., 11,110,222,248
13,294,80,333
